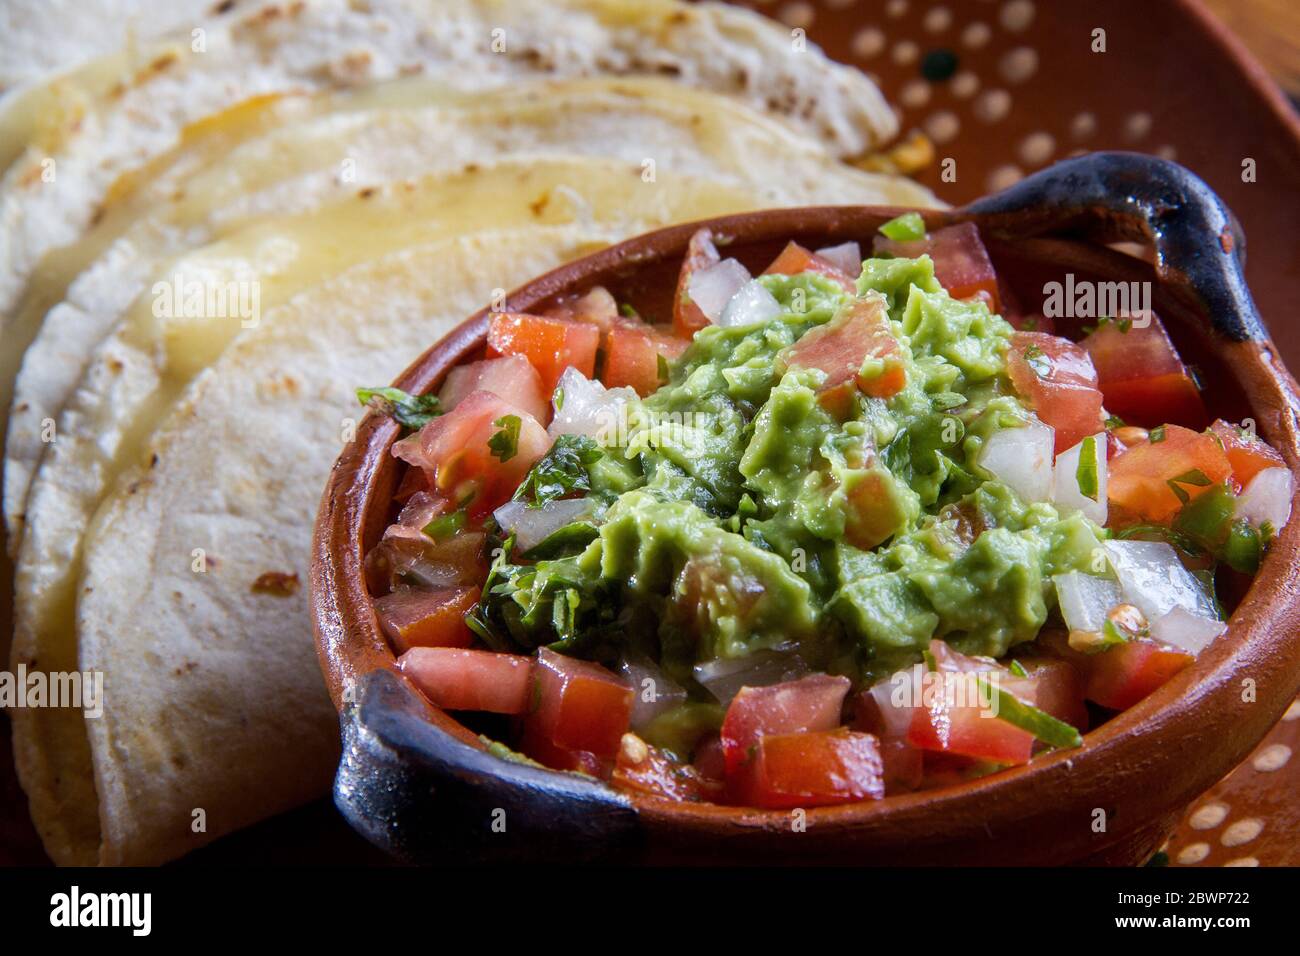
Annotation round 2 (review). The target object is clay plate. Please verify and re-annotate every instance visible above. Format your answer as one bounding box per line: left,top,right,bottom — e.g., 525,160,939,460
312,153,1300,865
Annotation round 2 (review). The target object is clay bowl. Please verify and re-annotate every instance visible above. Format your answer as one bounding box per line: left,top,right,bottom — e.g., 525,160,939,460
311,153,1300,865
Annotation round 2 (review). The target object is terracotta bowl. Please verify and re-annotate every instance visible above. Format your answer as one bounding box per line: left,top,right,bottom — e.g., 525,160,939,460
311,153,1300,865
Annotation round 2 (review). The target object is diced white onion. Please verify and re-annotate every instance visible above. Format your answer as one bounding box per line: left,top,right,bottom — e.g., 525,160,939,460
1150,605,1227,655
978,418,1055,503
686,258,751,322
1053,570,1122,633
1236,466,1294,532
1103,540,1218,622
693,650,807,705
492,497,603,553
1051,433,1108,525
814,241,863,278
717,278,783,328
619,657,687,730
547,366,637,443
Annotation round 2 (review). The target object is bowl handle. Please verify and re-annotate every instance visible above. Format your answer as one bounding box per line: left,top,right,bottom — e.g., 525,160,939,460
961,151,1267,342
334,669,642,863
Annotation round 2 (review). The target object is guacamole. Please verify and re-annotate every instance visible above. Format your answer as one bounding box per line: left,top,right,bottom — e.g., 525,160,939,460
471,254,1101,684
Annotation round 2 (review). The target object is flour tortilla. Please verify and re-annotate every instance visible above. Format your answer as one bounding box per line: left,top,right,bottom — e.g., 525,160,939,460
0,0,896,325
3,78,936,548
74,227,613,864
0,0,215,93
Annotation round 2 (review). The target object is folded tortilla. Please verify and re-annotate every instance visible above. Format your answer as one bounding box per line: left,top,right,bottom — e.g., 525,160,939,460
0,0,896,330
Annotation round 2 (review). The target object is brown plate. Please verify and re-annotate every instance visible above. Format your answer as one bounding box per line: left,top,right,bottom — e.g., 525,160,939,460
5,0,1299,867
312,153,1300,865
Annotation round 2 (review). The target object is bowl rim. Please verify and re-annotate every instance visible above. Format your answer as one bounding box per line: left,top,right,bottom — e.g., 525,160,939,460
312,202,1300,857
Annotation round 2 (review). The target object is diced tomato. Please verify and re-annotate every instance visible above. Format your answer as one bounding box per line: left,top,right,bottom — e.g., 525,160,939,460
603,321,689,396
610,735,724,802
780,295,906,413
673,228,721,338
874,222,1000,311
392,390,550,517
739,729,885,808
720,674,850,777
901,641,1039,765
762,240,856,293
398,646,534,714
1108,424,1233,524
841,464,911,550
1081,317,1207,428
1079,641,1195,711
374,585,479,652
877,736,924,793
1013,657,1089,732
439,354,549,425
1006,331,1105,455
1210,419,1286,487
485,312,601,393
692,733,727,782
544,286,619,333
521,648,633,769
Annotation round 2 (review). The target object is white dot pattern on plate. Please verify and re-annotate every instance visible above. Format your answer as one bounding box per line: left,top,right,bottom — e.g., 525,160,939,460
1283,698,1300,721
974,89,1012,122
1252,743,1291,773
1071,112,1097,138
962,21,992,48
999,46,1038,83
925,110,960,143
1176,842,1211,865
780,2,815,28
852,27,886,58
951,71,979,98
1223,856,1259,867
924,6,952,32
886,0,908,17
1156,144,1178,161
1125,112,1153,139
986,164,1023,191
824,0,854,8
1221,818,1263,847
893,40,919,65
1018,131,1055,165
1000,0,1035,32
1189,802,1230,830
901,79,931,107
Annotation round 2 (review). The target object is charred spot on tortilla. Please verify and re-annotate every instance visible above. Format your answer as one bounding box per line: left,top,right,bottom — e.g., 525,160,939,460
251,571,300,597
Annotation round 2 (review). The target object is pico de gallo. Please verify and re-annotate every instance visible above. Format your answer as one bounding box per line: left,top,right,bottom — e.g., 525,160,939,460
358,214,1293,808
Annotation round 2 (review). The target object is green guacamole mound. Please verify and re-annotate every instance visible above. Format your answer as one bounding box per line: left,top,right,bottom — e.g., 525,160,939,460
475,256,1105,695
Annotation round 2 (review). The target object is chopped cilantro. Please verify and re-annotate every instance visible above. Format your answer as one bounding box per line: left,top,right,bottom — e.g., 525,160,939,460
356,386,441,432
1023,344,1052,379
488,414,522,462
1166,467,1212,505
423,510,466,541
513,434,603,507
